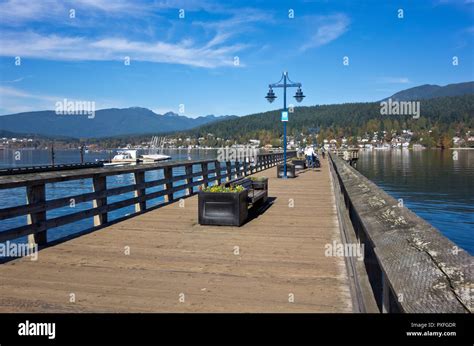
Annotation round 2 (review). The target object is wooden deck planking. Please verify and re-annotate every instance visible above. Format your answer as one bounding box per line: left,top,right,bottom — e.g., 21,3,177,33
0,163,352,312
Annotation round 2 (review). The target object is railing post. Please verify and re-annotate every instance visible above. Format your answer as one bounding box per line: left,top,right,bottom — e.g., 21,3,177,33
27,183,47,248
163,167,173,202
215,161,222,184
200,162,209,189
133,171,146,213
92,175,108,226
235,161,240,178
185,164,193,195
226,161,232,181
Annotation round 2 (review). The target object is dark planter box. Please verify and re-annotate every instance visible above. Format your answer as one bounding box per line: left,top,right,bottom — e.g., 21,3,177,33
277,164,296,178
198,190,248,226
251,177,268,191
292,159,307,170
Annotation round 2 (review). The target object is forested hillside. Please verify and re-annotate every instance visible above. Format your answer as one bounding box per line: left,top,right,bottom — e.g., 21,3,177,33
174,95,473,147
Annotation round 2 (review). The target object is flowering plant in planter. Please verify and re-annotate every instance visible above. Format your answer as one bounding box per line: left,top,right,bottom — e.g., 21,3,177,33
201,184,244,193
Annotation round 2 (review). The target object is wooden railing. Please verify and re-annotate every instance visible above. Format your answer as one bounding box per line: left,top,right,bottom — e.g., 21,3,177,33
328,152,472,313
0,151,296,247
0,162,104,176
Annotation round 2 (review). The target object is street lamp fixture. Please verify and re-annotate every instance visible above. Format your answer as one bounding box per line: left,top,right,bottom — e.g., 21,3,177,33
265,71,305,179
294,87,305,103
265,88,277,103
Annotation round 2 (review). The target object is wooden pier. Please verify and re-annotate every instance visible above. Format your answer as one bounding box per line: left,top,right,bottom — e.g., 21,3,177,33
0,151,471,313
0,153,353,312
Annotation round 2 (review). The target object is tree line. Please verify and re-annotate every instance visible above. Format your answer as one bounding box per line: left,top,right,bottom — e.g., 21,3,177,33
172,95,473,148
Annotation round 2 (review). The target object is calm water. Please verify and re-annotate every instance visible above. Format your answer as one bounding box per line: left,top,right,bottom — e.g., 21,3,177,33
0,148,473,255
356,149,474,255
0,148,219,243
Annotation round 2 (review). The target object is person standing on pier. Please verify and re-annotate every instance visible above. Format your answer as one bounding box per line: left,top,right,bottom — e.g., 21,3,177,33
313,147,321,168
305,146,315,168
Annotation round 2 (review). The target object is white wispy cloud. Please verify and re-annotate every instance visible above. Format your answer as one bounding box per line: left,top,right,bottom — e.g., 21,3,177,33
0,86,120,114
0,86,61,114
0,0,259,68
0,86,58,101
0,76,31,83
0,31,248,68
378,77,412,84
0,0,61,24
300,14,350,51
72,0,143,12
435,0,474,5
0,0,146,24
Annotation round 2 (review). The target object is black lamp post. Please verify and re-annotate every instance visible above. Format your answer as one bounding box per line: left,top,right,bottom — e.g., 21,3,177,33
265,71,305,178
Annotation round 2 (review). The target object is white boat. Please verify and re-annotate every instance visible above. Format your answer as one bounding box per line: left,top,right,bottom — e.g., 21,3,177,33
141,154,171,162
143,136,171,162
111,150,139,163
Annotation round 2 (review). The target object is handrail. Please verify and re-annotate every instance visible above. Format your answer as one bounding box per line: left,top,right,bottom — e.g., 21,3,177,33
328,152,472,313
0,162,104,176
0,151,296,246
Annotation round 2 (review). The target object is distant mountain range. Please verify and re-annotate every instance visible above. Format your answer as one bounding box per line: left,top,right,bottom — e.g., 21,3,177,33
0,107,236,138
1,82,472,139
382,81,473,101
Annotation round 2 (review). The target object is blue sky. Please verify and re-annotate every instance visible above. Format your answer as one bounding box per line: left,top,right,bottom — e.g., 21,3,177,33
0,0,473,117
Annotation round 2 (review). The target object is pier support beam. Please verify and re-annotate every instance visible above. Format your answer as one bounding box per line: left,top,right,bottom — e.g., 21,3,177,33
215,161,222,184
27,183,47,248
200,163,209,189
133,171,146,213
163,167,173,203
185,164,193,195
92,176,108,226
234,161,240,178
226,162,232,181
